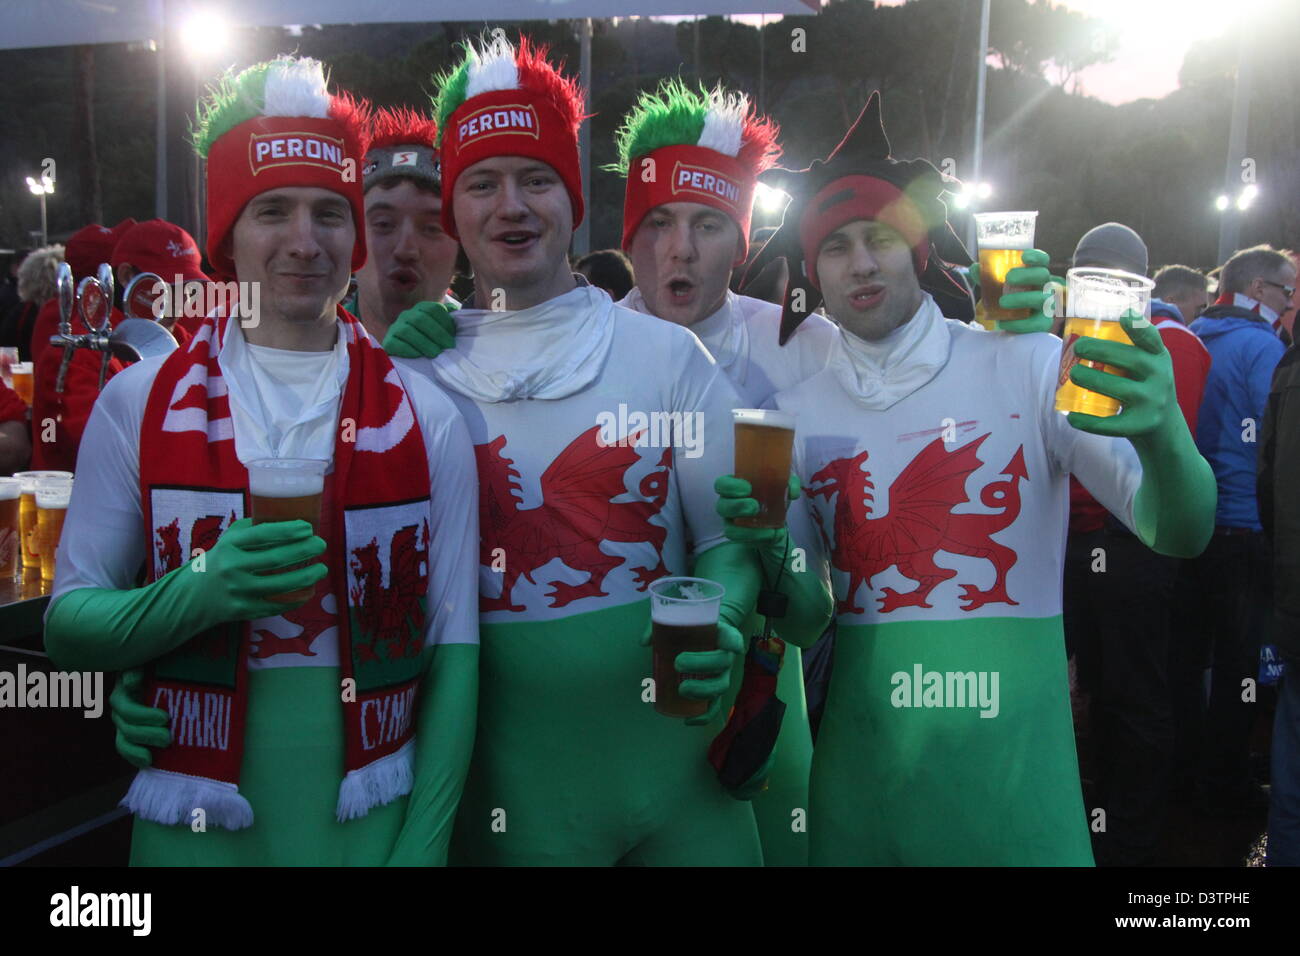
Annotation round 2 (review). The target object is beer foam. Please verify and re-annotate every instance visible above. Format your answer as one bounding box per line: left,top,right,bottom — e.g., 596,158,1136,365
732,408,795,431
35,484,72,509
247,460,326,498
14,471,73,494
651,599,720,627
0,479,19,500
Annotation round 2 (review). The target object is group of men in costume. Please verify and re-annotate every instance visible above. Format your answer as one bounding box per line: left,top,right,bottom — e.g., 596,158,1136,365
45,34,1216,866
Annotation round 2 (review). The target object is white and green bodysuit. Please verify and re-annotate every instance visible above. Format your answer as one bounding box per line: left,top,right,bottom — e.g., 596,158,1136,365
775,296,1144,865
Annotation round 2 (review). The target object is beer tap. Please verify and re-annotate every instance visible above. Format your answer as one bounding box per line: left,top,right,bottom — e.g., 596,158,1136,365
52,262,75,394
93,263,114,390
50,264,177,393
114,273,179,362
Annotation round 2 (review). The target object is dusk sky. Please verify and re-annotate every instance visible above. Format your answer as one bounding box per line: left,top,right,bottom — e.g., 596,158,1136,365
724,0,1245,106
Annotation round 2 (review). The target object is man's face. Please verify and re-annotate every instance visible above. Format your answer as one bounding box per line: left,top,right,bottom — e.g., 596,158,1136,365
815,219,923,341
627,202,742,326
451,156,573,298
354,179,459,326
1170,285,1210,325
1249,260,1298,319
228,186,355,326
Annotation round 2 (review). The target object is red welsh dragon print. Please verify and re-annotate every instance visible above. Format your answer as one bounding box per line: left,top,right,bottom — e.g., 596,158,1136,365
476,425,672,612
348,521,430,662
807,433,1027,614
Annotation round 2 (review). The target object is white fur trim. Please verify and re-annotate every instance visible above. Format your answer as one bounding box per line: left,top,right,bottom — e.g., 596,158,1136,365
263,57,331,119
698,86,747,157
121,767,254,830
336,739,415,821
465,35,519,98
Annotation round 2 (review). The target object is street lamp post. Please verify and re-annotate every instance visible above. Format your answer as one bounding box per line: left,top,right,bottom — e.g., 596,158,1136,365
25,175,54,246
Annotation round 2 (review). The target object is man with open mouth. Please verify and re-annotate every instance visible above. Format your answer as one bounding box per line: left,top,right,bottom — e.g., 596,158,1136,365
383,34,768,865
611,79,839,866
714,92,1217,865
348,106,461,343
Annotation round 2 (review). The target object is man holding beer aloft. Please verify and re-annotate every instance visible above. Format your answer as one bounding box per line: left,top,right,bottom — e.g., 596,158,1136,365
610,80,837,866
715,93,1217,865
44,57,480,866
384,35,766,865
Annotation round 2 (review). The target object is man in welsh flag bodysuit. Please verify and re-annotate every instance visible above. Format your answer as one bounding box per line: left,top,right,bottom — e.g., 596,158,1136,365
383,36,768,865
717,93,1217,865
611,80,838,866
47,58,480,865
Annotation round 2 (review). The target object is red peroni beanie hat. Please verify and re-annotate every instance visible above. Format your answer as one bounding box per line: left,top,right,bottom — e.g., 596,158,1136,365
193,56,370,280
433,34,587,239
614,80,781,266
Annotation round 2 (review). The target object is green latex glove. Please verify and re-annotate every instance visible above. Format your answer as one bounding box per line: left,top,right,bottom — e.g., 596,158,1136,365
639,539,761,727
1066,311,1217,557
639,614,746,727
714,474,834,649
45,518,327,673
968,248,1062,334
382,301,457,359
111,668,169,769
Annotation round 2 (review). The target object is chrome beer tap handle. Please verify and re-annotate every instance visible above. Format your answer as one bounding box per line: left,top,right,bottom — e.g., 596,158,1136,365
94,263,114,390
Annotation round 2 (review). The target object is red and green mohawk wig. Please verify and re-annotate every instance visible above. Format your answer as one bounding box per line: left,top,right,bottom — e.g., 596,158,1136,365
432,33,587,238
194,56,370,279
363,106,442,194
614,79,781,264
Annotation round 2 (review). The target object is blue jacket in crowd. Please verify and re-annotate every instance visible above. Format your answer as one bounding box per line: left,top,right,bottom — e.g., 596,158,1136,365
1190,305,1287,529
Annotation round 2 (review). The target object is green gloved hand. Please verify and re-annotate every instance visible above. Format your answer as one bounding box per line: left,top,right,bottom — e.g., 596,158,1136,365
1065,311,1175,438
638,617,747,727
713,474,834,648
45,518,328,673
382,301,457,359
111,668,170,769
968,248,1063,334
1065,311,1216,558
714,473,800,577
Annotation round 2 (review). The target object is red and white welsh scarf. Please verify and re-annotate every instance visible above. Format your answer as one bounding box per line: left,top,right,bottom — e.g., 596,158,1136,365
123,310,432,830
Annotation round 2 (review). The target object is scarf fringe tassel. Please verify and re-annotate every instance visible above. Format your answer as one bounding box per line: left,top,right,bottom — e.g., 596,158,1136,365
336,739,415,822
121,768,255,831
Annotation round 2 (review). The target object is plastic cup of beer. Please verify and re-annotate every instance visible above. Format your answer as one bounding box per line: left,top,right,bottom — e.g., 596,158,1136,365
14,470,72,571
649,576,725,719
973,211,1038,329
0,477,20,579
732,409,796,529
247,458,328,603
11,361,34,406
1055,267,1154,418
35,477,73,583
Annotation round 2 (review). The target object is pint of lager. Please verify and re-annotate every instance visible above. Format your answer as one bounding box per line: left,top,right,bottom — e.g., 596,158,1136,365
14,471,72,570
1055,267,1154,418
247,458,328,603
35,477,73,583
973,211,1038,329
11,362,33,406
732,409,796,529
649,576,725,719
0,477,20,579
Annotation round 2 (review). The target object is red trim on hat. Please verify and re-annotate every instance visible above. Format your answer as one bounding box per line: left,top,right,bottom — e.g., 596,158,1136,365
205,115,367,280
439,89,583,239
622,144,755,265
798,175,929,289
